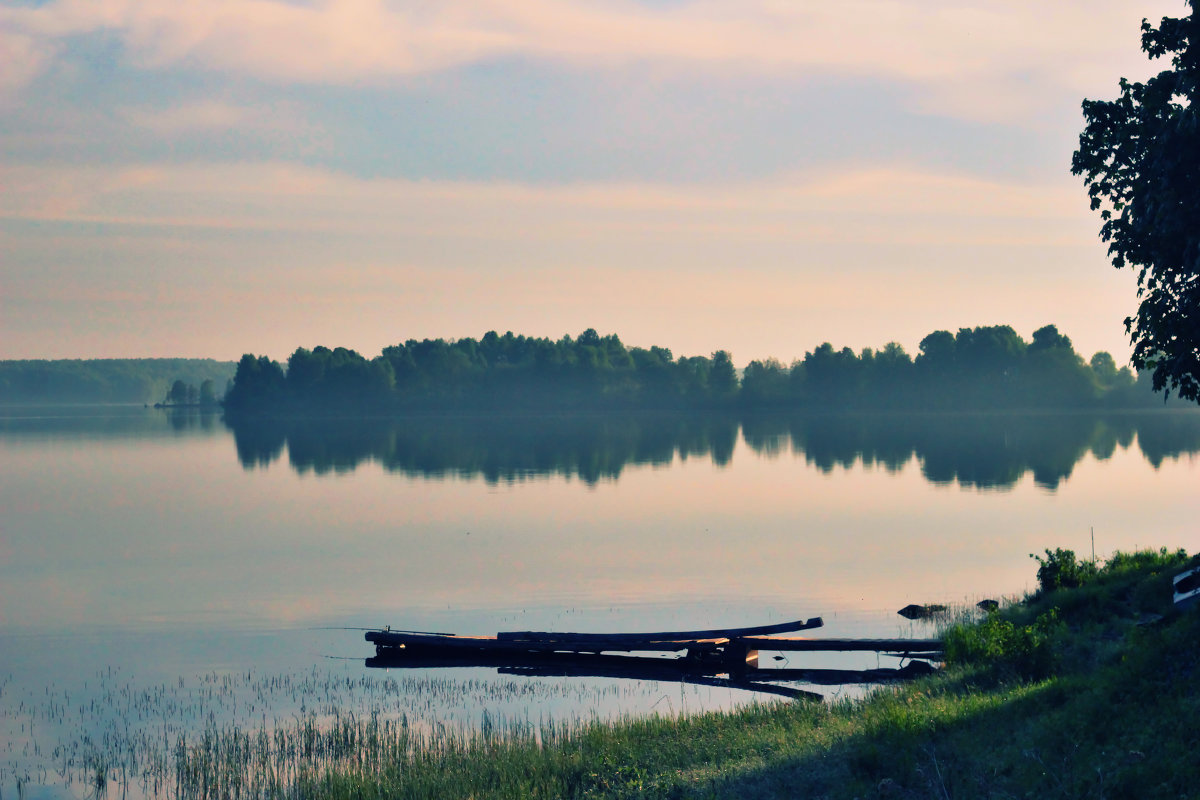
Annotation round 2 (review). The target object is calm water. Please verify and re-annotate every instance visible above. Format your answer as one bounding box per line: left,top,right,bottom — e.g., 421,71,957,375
2,406,1198,796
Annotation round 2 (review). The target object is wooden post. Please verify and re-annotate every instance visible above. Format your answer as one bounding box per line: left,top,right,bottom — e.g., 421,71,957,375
723,640,759,671
743,647,759,669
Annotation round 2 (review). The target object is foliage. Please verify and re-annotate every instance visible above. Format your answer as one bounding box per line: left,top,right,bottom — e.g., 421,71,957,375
223,324,1174,415
223,355,286,412
944,609,1063,680
1031,547,1099,593
224,330,744,414
1021,547,1193,644
1072,1,1200,402
161,377,221,406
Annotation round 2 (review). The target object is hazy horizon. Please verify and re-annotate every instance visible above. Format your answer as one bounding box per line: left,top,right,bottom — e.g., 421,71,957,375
0,319,1136,369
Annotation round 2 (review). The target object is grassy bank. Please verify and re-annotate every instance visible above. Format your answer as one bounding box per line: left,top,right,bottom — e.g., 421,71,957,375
176,548,1199,799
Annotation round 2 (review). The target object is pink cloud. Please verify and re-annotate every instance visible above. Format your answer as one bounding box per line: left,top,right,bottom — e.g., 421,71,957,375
0,160,1089,247
0,0,1182,119
1,157,1133,364
0,25,58,96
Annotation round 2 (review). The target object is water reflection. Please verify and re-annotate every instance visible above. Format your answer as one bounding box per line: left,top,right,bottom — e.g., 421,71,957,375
226,411,1200,491
229,415,739,484
0,404,222,439
742,413,1191,490
366,650,881,701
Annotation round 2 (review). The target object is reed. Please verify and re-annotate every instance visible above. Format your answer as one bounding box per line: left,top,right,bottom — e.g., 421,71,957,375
190,547,1200,799
1,659,672,798
4,547,1196,799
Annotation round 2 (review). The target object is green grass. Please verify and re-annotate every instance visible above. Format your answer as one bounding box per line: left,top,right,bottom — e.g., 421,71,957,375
172,547,1200,799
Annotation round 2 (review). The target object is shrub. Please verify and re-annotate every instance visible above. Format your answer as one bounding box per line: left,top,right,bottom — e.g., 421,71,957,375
944,609,1062,680
1031,548,1098,593
1103,547,1189,576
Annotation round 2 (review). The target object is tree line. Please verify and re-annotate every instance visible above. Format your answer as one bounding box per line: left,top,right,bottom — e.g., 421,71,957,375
0,359,237,404
224,324,1180,415
225,328,735,413
740,324,1157,410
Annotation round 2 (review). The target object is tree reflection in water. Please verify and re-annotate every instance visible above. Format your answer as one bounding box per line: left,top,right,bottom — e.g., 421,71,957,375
226,411,1200,492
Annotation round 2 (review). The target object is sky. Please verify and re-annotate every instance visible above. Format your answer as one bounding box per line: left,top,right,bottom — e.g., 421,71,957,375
0,0,1188,364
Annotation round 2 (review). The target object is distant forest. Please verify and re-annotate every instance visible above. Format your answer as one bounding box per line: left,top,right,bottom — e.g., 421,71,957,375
0,359,237,404
224,325,1179,414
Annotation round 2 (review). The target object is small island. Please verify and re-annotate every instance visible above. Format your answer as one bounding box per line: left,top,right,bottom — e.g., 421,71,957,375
223,323,1177,416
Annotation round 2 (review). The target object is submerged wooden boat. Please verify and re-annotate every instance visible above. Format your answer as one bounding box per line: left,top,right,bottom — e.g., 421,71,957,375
365,617,824,657
363,616,943,699
365,618,940,657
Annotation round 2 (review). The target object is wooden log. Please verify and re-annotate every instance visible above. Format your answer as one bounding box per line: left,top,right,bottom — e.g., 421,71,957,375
369,649,712,672
742,662,938,684
497,665,825,702
368,630,941,656
495,616,823,643
738,636,943,654
367,629,733,654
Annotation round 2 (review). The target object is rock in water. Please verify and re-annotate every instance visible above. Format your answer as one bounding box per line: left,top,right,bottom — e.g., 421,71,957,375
897,603,948,620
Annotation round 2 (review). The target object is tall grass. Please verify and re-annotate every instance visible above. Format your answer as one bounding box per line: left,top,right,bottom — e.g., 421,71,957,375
0,664,644,799
5,547,1197,799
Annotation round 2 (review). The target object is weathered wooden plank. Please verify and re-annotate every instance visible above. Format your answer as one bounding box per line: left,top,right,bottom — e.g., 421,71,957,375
499,665,826,702
741,662,938,684
494,616,823,643
366,629,733,653
365,631,503,648
739,636,943,654
368,629,940,657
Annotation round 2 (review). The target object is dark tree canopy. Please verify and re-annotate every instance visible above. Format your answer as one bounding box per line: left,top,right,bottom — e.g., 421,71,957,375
221,325,1171,416
1072,1,1200,401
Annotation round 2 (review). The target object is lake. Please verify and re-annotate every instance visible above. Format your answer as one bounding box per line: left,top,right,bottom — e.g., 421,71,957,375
1,406,1197,797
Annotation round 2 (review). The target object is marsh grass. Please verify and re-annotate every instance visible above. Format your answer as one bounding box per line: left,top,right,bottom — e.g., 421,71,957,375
5,547,1198,799
0,664,652,799
289,548,1200,799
